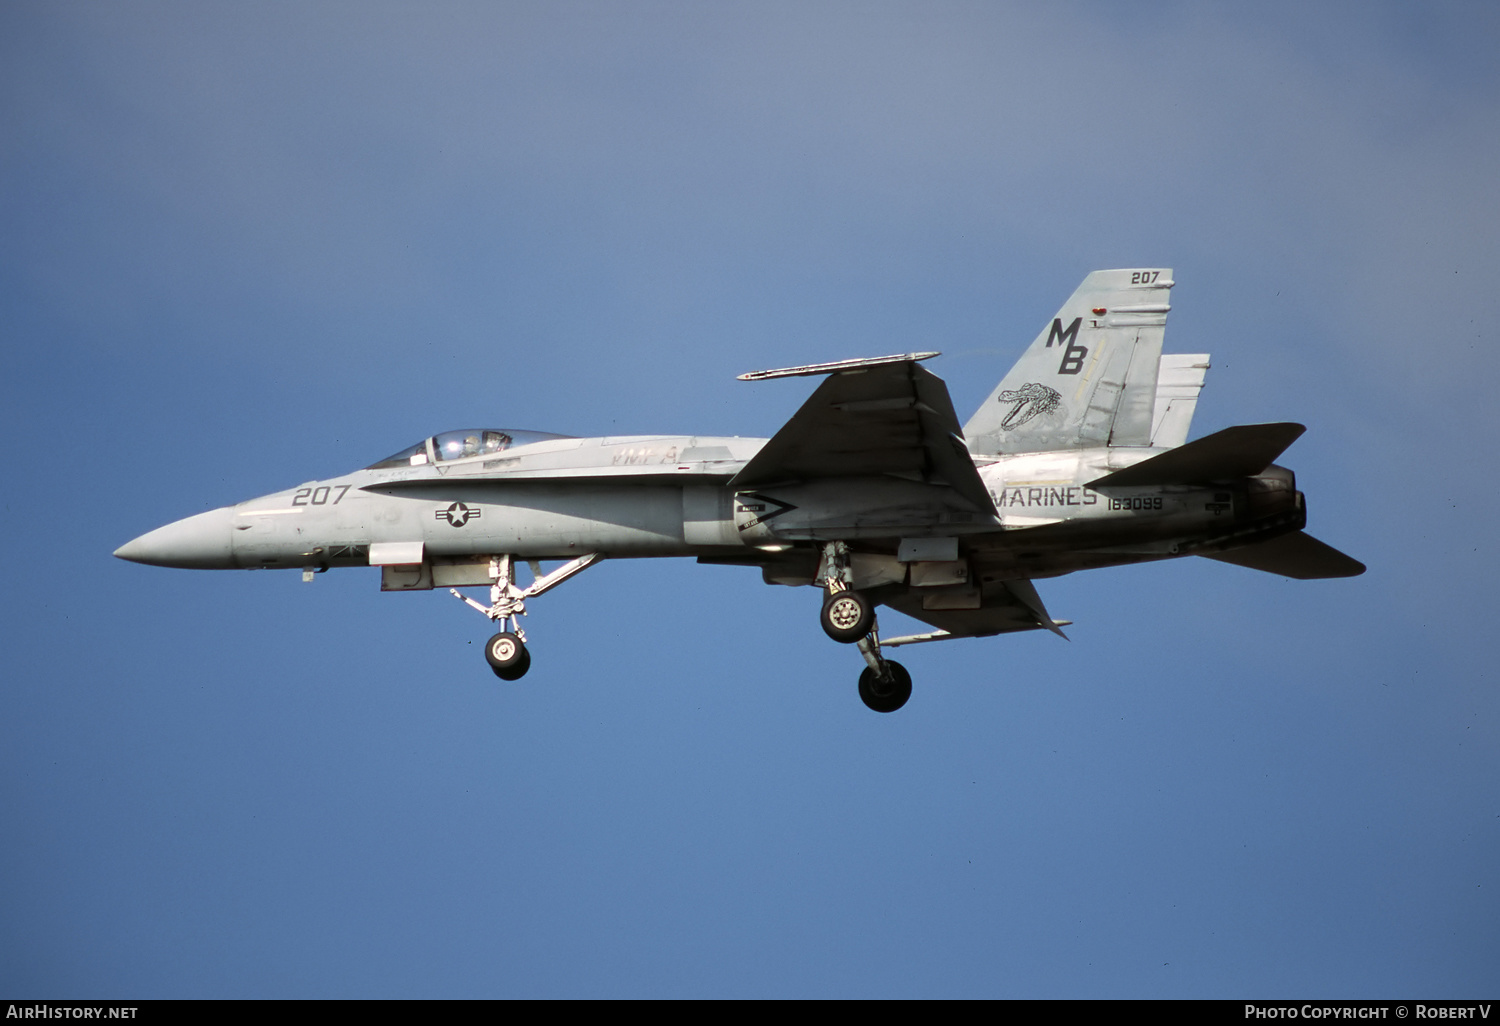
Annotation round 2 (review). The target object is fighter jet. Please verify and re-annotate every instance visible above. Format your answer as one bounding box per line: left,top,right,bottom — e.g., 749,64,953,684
116,269,1363,712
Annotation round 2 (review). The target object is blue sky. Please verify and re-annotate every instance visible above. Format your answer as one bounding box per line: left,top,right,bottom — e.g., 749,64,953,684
3,1,1497,998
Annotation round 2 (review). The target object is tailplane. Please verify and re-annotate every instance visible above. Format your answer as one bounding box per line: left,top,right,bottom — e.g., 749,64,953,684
1087,423,1306,488
965,269,1174,454
1203,531,1366,579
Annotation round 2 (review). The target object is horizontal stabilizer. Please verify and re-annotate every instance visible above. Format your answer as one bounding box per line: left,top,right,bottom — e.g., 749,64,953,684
1088,422,1305,488
1201,531,1365,579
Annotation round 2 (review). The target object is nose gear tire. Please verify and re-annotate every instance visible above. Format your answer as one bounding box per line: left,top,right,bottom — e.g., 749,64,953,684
491,647,531,681
485,631,530,680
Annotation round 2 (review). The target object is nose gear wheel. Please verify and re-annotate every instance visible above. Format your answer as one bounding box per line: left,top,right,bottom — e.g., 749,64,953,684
485,631,530,680
450,553,602,679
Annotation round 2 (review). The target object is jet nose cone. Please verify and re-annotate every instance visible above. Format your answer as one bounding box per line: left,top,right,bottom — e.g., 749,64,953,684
114,506,237,569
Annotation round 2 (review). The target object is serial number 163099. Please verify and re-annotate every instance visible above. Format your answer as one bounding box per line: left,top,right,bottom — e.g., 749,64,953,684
1109,496,1164,511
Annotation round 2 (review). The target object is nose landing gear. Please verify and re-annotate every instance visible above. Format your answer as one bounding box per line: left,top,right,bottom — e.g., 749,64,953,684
484,631,531,680
451,552,602,681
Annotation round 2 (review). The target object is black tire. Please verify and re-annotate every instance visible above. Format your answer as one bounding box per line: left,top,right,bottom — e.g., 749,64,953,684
491,647,531,681
858,660,912,713
821,591,874,643
485,632,527,671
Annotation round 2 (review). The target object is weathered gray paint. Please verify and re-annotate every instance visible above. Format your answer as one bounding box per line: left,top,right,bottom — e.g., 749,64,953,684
116,270,1362,663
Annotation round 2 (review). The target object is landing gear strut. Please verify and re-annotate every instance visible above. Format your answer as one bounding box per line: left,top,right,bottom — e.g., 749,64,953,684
853,628,911,713
451,553,602,681
818,540,874,643
820,541,911,712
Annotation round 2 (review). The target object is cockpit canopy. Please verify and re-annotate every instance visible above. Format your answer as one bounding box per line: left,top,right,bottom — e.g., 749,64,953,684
368,428,575,469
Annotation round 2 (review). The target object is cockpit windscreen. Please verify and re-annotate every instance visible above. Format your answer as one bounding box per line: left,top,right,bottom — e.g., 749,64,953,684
367,428,576,469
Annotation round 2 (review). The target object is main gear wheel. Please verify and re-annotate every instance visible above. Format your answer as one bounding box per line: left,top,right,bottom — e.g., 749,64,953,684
821,590,874,643
858,660,912,713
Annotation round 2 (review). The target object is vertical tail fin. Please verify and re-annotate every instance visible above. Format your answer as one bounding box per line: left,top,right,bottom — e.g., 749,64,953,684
964,269,1173,454
1151,353,1211,448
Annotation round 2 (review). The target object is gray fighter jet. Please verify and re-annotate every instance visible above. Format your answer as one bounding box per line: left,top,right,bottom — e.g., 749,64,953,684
116,269,1363,712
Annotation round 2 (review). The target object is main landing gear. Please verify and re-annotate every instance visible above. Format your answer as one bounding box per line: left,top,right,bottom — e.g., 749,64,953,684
820,541,911,713
484,631,530,680
821,589,874,643
451,553,602,681
858,661,912,714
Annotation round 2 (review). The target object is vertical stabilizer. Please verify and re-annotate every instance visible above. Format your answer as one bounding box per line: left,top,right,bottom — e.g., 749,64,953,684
1151,353,1210,448
965,269,1173,454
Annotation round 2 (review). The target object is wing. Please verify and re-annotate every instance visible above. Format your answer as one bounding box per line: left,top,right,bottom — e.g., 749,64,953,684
880,577,1069,644
730,354,995,514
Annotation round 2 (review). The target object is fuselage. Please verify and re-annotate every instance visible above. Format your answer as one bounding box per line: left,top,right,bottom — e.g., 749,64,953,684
114,429,1305,583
